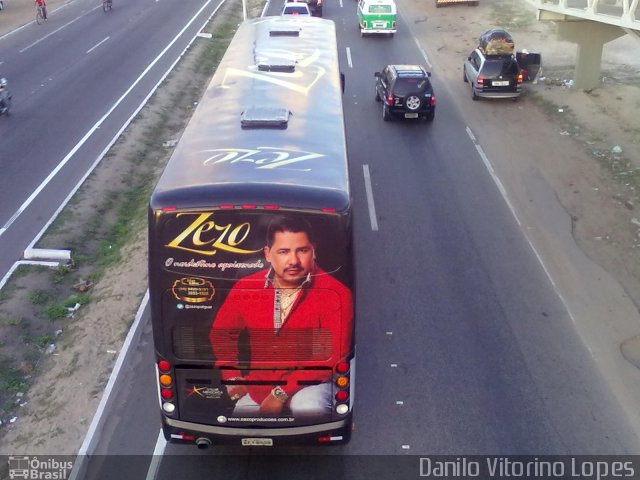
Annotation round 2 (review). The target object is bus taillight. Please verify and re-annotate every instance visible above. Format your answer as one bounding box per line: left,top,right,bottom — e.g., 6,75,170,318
335,376,349,388
335,390,349,401
158,360,171,372
336,361,349,374
157,360,176,414
334,361,351,414
161,388,174,400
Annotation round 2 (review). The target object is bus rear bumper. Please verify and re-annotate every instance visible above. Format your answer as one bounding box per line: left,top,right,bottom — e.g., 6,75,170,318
162,416,352,447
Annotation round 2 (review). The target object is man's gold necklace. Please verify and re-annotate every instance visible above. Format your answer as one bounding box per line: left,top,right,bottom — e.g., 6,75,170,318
278,284,301,315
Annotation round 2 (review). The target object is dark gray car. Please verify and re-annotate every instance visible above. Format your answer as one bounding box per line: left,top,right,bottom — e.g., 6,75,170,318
463,49,522,100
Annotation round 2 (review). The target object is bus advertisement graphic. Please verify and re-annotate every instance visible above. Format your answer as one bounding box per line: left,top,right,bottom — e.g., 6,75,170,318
155,211,353,426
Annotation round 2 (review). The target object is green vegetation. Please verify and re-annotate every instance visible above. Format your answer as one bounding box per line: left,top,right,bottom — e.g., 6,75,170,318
32,335,55,349
29,290,51,305
0,361,28,394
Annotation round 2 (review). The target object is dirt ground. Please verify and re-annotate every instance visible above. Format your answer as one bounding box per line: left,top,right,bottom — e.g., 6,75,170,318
1,0,640,457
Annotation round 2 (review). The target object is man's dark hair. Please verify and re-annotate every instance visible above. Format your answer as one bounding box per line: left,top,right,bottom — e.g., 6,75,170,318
266,216,315,247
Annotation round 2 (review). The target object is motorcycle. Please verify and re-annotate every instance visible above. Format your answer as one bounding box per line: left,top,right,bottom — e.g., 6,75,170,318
0,94,10,115
0,79,11,116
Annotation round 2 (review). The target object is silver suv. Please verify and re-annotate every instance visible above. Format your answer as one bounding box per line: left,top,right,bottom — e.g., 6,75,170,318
463,49,522,101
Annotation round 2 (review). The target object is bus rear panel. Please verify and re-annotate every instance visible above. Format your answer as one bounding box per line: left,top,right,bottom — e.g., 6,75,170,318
148,17,354,447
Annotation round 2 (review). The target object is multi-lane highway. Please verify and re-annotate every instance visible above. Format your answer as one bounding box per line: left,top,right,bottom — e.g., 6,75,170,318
0,0,224,277
1,0,639,478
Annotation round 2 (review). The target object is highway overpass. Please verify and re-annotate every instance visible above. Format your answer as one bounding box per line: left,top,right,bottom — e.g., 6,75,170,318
535,0,640,88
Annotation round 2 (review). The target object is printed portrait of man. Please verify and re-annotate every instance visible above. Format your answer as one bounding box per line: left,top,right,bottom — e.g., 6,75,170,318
209,215,353,417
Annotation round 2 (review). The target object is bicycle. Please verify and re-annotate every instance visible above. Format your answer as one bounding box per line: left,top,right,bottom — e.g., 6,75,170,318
35,4,46,24
102,0,112,11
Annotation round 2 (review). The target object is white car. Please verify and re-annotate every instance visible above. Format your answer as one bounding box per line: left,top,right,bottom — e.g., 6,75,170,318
281,2,311,15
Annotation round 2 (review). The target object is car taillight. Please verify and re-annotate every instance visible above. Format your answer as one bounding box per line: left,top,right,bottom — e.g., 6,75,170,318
517,72,523,84
392,21,396,28
477,74,484,86
386,93,394,105
429,95,436,106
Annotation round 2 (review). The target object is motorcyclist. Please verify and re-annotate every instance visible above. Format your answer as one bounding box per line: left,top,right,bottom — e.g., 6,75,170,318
0,78,12,115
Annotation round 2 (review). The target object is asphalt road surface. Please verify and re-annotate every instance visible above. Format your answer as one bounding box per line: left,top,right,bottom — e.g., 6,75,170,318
0,0,224,279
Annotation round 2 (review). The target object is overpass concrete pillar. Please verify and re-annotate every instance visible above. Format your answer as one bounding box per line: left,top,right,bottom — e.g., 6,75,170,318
556,21,625,90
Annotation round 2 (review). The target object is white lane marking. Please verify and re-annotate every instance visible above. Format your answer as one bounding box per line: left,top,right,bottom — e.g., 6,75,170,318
86,36,110,54
465,127,517,225
346,46,352,68
465,125,579,347
418,46,431,69
19,6,102,53
1,0,220,237
396,8,432,69
363,164,379,231
145,430,167,480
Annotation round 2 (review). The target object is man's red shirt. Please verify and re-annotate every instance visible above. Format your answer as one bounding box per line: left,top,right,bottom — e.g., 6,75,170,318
209,268,353,405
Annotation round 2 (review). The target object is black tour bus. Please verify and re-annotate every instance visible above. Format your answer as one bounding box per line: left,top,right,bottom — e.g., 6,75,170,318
148,16,354,448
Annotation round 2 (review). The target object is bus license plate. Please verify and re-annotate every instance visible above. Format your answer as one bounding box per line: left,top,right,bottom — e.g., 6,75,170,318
242,438,273,446
492,80,509,86
404,113,419,118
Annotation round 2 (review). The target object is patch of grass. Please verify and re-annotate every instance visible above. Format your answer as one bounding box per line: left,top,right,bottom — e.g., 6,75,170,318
44,293,91,321
0,362,29,394
0,316,23,327
64,294,91,307
32,335,55,349
45,304,68,321
51,264,75,284
30,290,51,306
